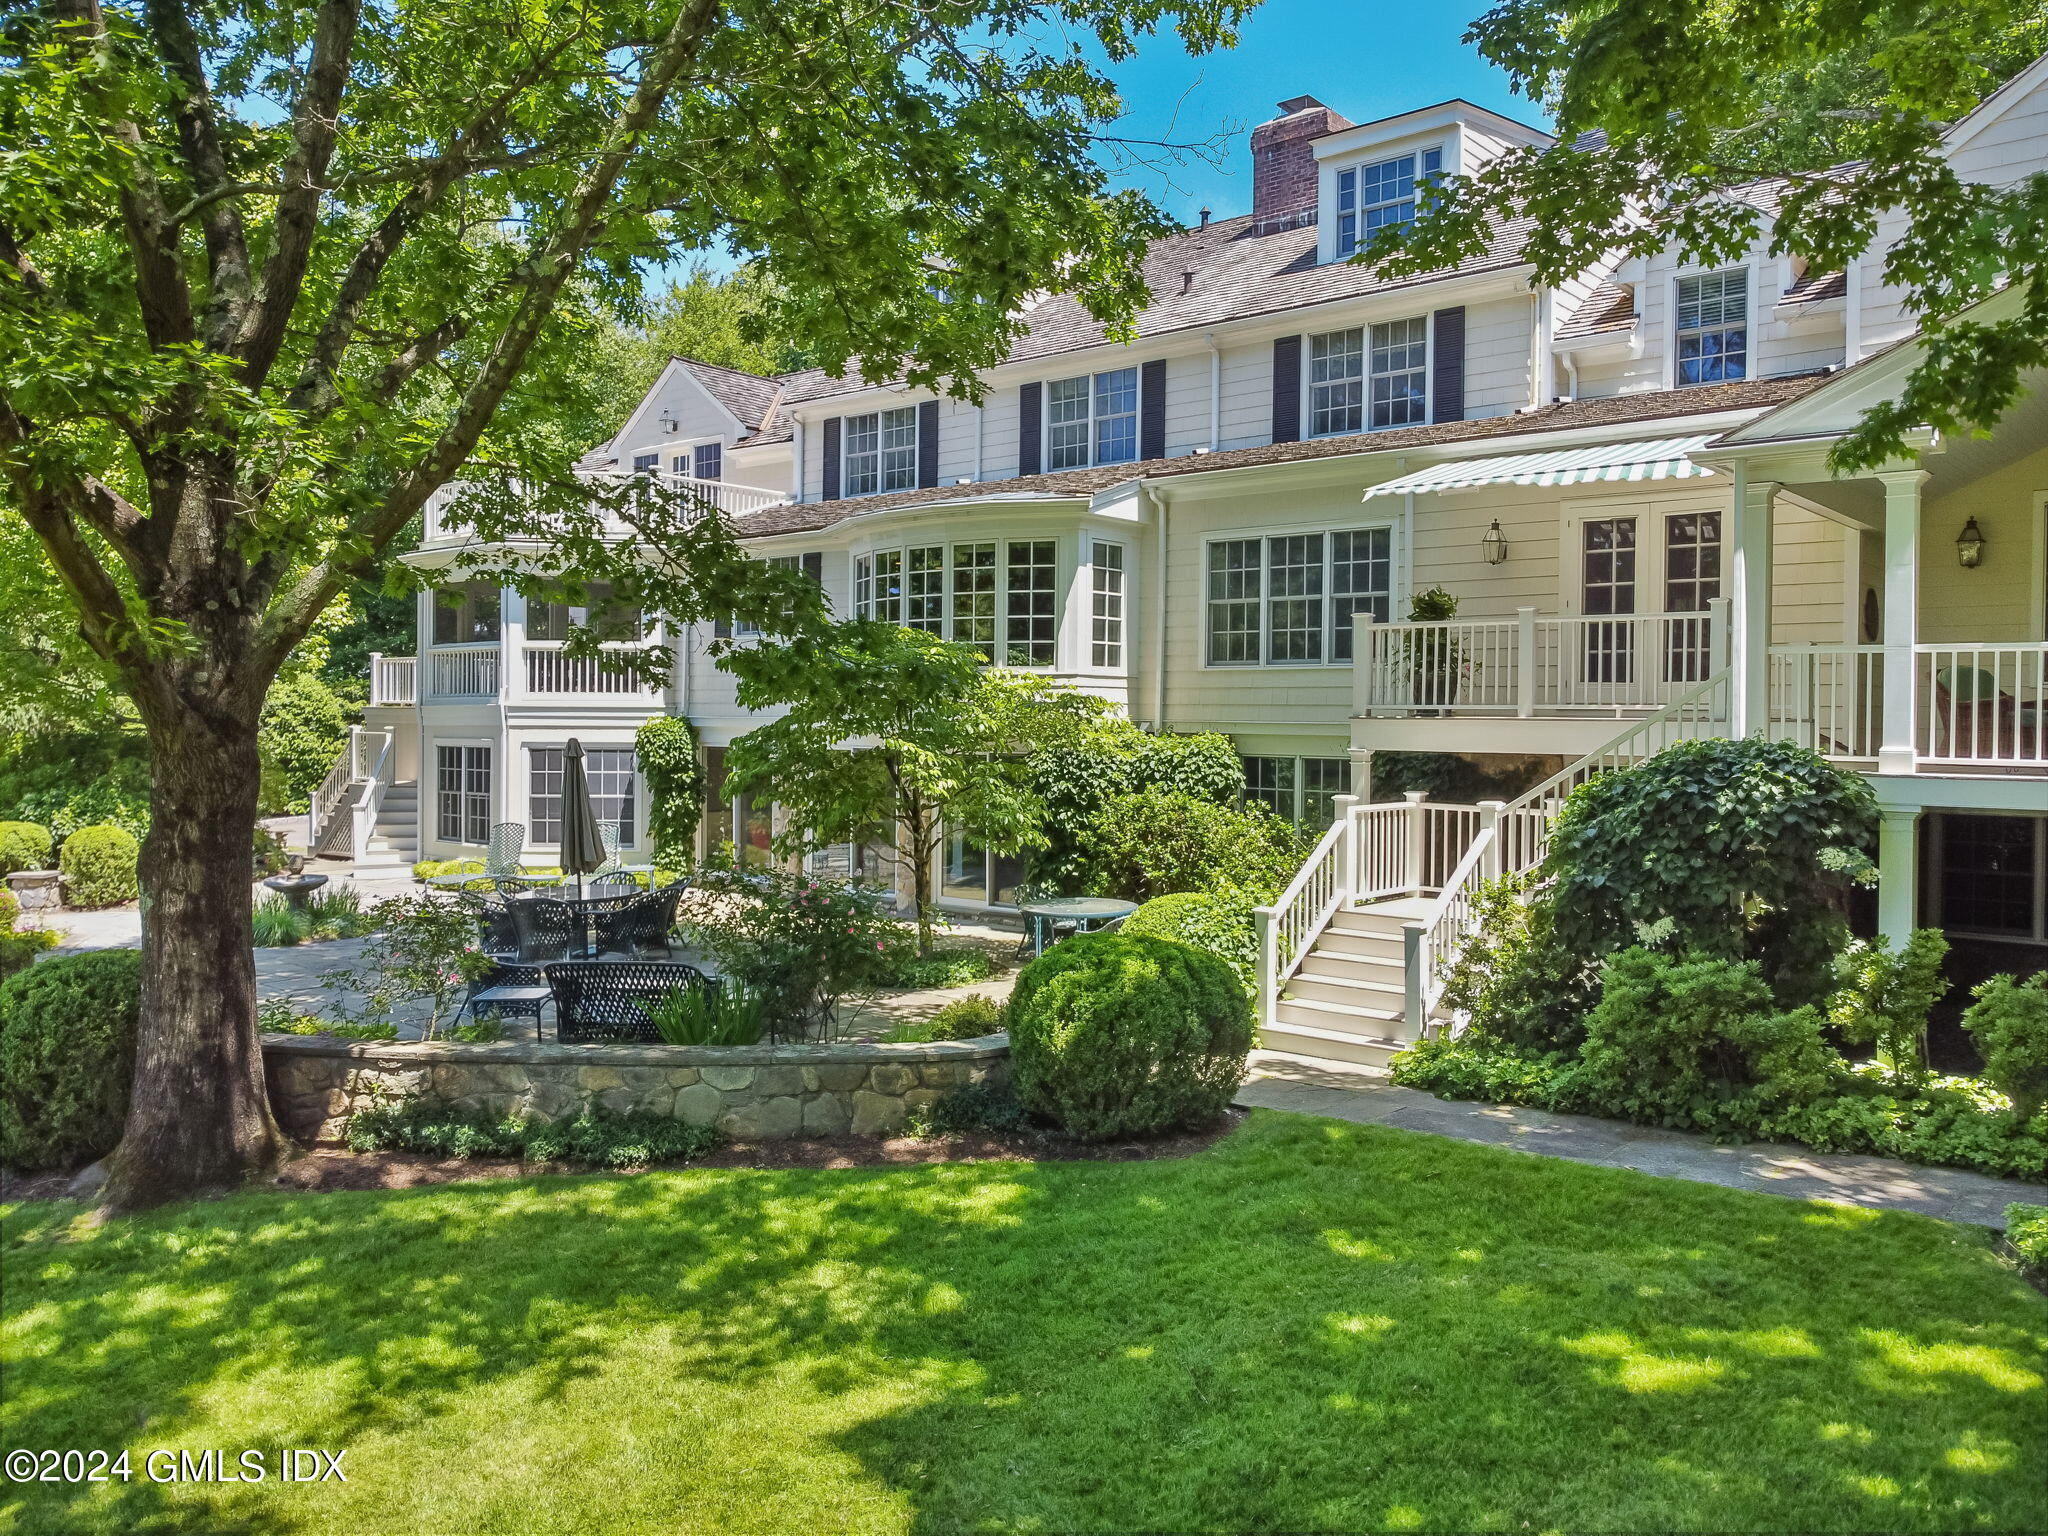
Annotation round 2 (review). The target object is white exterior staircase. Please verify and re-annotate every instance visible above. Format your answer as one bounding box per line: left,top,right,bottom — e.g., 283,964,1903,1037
307,727,412,866
354,779,419,870
1257,671,1734,1067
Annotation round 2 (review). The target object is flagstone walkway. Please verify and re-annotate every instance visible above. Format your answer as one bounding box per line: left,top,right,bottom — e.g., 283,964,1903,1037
1240,1051,2048,1228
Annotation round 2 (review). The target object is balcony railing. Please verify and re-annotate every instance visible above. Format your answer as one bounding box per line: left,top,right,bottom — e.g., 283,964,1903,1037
1768,642,2047,769
422,472,787,545
429,646,500,698
1357,601,1728,717
523,643,662,696
368,653,416,706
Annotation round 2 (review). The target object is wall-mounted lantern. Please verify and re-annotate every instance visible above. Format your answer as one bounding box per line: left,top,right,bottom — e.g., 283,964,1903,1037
1480,519,1510,565
1955,516,1986,568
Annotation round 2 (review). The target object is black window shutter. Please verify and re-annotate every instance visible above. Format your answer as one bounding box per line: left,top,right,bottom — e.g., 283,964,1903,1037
821,417,841,501
713,617,731,638
916,400,940,488
801,552,823,583
1018,382,1043,476
1431,307,1466,424
1140,359,1167,461
1271,336,1302,443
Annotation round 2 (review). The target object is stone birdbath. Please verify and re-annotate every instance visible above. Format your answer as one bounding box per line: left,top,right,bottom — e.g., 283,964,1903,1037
262,856,329,914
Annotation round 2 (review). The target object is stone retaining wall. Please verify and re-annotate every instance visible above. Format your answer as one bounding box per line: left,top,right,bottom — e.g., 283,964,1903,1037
264,1033,1009,1142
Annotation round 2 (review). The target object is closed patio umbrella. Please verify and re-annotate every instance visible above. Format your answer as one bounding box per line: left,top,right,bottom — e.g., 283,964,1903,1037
558,738,608,901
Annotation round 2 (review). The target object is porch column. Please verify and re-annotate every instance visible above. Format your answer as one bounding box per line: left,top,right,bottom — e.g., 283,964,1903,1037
1349,747,1374,804
1729,473,1778,736
1876,805,1920,945
1876,468,1927,775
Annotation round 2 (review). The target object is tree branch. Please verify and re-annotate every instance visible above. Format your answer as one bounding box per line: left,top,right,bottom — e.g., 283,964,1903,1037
143,0,253,348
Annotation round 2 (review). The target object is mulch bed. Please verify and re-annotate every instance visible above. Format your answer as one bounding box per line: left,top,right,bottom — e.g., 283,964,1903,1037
1,1110,1245,1203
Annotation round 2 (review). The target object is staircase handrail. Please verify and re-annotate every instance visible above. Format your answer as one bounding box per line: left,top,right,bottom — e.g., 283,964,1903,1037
1403,818,1497,1025
349,729,397,863
307,726,362,854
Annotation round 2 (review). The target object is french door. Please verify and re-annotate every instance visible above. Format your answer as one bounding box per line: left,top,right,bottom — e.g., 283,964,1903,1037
1580,516,1638,688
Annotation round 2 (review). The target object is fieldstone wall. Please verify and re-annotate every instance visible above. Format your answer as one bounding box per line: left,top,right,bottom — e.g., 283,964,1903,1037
264,1033,1009,1143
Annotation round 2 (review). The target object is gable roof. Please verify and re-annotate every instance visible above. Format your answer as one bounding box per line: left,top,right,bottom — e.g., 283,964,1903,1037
1556,281,1635,339
732,371,1833,541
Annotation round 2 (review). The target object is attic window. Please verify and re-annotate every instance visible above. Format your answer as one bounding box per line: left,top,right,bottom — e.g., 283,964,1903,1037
1336,147,1443,258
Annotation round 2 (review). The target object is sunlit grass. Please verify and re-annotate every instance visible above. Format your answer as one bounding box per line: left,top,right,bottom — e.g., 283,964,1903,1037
3,1112,2044,1535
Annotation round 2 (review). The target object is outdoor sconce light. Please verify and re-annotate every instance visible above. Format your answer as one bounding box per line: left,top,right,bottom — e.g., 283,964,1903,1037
1480,519,1510,565
1955,516,1986,569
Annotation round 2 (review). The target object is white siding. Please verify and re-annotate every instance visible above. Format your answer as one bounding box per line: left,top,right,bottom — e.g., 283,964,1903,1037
1463,295,1537,418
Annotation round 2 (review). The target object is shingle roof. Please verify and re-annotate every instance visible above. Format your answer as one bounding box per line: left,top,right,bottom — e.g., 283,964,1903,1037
1555,281,1636,339
731,371,1833,541
1778,268,1847,305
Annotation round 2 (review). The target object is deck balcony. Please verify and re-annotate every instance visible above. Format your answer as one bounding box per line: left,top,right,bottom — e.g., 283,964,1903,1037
420,471,788,548
369,644,666,705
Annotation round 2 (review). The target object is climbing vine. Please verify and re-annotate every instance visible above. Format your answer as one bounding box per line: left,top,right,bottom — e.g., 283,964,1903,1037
635,715,705,870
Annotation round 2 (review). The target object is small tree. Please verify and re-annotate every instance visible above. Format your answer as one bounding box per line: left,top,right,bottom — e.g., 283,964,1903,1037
1827,929,1950,1081
719,622,1091,954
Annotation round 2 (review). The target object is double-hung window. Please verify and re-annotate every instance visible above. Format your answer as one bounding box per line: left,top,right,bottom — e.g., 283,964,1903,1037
844,407,918,495
906,545,947,633
1675,269,1748,384
1335,148,1443,258
631,452,660,474
529,746,637,847
1206,529,1393,665
853,549,904,624
1005,540,1057,666
436,745,492,844
1308,320,1427,435
1046,367,1140,469
1243,756,1350,827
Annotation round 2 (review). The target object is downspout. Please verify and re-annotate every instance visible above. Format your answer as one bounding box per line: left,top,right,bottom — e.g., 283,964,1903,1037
791,417,806,504
1560,350,1580,402
1528,289,1548,409
1204,332,1222,450
1146,484,1170,730
973,401,985,482
1843,253,1862,367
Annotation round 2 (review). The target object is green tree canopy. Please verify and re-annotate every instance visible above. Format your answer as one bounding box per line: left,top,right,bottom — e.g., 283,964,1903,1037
0,0,1247,1209
1372,1,2048,470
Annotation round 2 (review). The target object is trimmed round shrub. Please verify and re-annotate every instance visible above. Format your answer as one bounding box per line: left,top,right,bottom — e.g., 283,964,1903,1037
60,824,140,908
0,949,141,1171
0,821,53,876
1122,888,1260,988
1006,932,1251,1140
922,994,1005,1040
0,891,58,982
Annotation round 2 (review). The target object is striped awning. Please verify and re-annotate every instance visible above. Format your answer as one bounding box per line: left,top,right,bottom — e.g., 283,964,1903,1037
1360,435,1718,500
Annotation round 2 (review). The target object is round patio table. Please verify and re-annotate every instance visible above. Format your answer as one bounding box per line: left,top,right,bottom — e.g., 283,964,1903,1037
1017,895,1139,957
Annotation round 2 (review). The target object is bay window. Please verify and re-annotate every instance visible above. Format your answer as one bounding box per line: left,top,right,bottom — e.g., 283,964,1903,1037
1206,528,1392,666
1091,542,1126,668
853,538,1065,666
844,407,918,495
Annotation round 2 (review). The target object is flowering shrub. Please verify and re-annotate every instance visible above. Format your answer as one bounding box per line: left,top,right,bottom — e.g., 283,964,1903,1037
679,858,913,1039
321,894,494,1040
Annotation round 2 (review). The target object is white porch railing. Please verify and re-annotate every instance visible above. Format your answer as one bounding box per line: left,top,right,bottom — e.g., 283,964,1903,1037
423,473,786,545
1358,599,1728,718
368,653,417,706
429,645,500,698
523,643,663,697
1767,641,2048,770
307,726,393,857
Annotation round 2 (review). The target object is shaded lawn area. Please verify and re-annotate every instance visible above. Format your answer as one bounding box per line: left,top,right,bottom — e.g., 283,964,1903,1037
3,1114,2044,1536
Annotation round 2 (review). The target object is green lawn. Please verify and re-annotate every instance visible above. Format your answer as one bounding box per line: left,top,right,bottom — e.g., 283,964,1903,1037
4,1113,2044,1536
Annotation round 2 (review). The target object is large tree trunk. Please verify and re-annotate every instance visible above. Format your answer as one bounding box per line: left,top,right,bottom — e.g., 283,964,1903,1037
102,695,288,1211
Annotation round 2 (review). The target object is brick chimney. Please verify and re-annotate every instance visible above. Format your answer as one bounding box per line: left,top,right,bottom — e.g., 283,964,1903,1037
1250,95,1352,235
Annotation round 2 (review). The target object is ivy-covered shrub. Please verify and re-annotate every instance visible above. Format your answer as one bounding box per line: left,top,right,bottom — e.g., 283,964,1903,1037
1963,973,2048,1123
1076,787,1307,904
1122,887,1261,989
0,949,141,1171
1007,932,1250,1139
59,824,140,907
0,821,53,875
635,715,705,868
1547,738,1878,1008
0,891,58,981
258,673,350,815
904,1080,1033,1138
1028,727,1243,890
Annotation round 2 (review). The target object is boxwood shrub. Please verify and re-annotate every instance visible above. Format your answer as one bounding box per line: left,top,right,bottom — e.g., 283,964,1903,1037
0,891,58,982
1006,931,1251,1140
0,821,53,876
59,824,140,908
0,949,141,1171
1122,887,1260,989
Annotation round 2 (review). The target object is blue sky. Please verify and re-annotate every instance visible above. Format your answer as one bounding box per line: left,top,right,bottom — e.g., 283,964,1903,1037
1090,0,1548,223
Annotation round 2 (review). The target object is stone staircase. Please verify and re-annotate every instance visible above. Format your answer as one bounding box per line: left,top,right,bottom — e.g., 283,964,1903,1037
1261,896,1424,1069
353,779,419,871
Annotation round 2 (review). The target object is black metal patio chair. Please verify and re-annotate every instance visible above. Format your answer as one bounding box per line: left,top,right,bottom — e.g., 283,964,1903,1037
508,896,581,964
593,883,686,959
547,959,712,1044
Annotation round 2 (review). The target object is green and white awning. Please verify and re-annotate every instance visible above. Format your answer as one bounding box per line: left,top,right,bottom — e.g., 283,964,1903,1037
1360,435,1718,500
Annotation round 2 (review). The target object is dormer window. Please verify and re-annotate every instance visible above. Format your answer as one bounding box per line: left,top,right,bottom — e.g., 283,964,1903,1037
1676,269,1748,384
1335,147,1443,257
844,407,918,496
